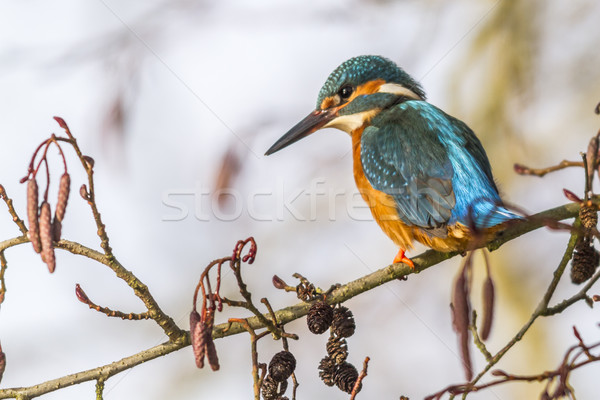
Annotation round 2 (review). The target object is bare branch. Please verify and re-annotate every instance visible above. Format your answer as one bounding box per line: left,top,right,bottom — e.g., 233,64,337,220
514,160,584,177
0,185,27,235
75,284,151,320
0,340,186,399
0,200,585,398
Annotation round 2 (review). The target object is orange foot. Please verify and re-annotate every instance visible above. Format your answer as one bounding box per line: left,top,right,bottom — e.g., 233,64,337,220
393,248,415,269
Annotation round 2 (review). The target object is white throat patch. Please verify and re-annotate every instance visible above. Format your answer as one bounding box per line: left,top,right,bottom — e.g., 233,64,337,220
323,110,378,134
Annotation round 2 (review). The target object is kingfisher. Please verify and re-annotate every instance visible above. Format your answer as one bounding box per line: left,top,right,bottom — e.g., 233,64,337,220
265,55,520,268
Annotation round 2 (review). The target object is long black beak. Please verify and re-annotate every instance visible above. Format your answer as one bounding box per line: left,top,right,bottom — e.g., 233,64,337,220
265,109,336,156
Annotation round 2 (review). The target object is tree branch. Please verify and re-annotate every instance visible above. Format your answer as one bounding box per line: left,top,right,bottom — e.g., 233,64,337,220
0,237,184,342
215,201,581,338
514,160,584,177
56,240,185,342
0,340,186,399
467,223,580,389
0,201,581,398
0,185,27,236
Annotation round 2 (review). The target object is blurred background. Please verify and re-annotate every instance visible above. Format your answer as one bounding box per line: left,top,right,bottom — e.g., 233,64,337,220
1,1,600,399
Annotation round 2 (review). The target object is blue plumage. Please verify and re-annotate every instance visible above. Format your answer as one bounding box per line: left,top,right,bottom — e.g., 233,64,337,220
316,56,426,108
266,55,521,259
361,100,518,233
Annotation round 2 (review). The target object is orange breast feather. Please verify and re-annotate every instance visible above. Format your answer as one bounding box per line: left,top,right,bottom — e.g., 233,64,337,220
351,130,475,252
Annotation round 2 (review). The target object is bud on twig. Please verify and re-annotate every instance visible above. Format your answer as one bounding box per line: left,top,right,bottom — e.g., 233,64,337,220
75,284,91,303
586,135,599,191
83,155,95,169
39,201,56,273
53,116,69,130
513,163,528,175
563,189,582,203
491,369,509,377
272,275,288,290
79,184,90,201
26,179,42,253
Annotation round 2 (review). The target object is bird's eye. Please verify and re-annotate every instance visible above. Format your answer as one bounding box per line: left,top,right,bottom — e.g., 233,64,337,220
338,85,354,100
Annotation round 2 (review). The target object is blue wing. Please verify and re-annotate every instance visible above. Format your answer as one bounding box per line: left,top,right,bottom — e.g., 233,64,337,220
361,109,456,232
361,100,519,232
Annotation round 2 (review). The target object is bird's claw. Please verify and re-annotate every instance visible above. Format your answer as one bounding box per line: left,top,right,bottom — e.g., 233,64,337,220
393,249,415,269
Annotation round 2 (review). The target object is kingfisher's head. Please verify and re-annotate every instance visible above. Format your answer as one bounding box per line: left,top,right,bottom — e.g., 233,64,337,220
265,55,426,155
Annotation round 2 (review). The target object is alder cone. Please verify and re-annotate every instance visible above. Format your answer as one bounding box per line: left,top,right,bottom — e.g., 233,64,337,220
331,306,356,338
307,301,333,334
333,362,359,394
268,351,296,382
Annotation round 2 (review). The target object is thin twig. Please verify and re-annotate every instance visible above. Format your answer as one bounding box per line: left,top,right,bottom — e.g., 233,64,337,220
75,284,151,320
433,336,600,398
474,224,580,387
224,239,281,339
228,318,262,400
95,379,104,400
427,222,582,400
0,234,184,342
542,265,600,315
0,201,584,399
4,118,186,342
261,297,299,341
469,312,493,362
0,185,28,235
60,240,185,341
514,160,584,177
54,117,113,258
349,356,370,400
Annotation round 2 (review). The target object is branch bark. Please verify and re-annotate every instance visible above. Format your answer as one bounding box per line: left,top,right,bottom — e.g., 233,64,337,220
0,341,186,399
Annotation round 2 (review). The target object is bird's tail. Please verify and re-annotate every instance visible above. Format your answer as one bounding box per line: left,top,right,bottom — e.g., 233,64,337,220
468,198,524,229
